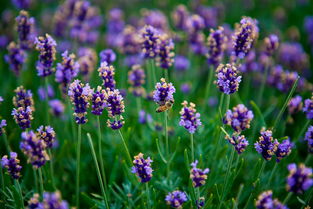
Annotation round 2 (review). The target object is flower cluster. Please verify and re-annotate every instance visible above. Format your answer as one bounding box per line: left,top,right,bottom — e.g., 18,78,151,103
179,101,201,134
55,51,79,93
98,62,116,90
36,126,56,148
206,27,227,66
165,190,188,209
288,95,303,115
78,47,97,80
118,25,141,55
254,129,279,161
68,80,93,124
38,85,54,101
5,42,26,76
104,88,125,130
91,86,106,115
303,95,313,119
99,49,116,65
28,191,69,209
20,131,49,168
286,163,313,194
140,25,159,58
12,86,35,130
264,34,279,56
304,126,313,153
138,110,152,124
1,152,22,179
106,8,124,47
225,134,249,154
275,138,293,162
0,120,7,136
215,63,242,95
174,55,190,72
153,78,176,106
141,9,168,31
12,0,30,9
16,10,35,50
155,34,175,69
255,190,287,209
278,42,308,72
131,153,153,183
128,65,146,97
172,5,189,30
190,160,209,188
34,34,57,77
49,99,65,117
232,16,258,59
223,104,253,132
27,193,41,208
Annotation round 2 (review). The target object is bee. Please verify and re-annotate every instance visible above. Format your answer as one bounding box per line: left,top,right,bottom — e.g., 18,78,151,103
156,99,174,113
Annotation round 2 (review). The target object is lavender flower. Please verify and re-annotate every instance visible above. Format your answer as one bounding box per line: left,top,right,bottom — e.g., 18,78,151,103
275,138,292,162
186,15,205,33
5,42,26,76
16,10,35,50
188,30,207,55
49,99,65,117
99,49,116,65
12,0,30,9
223,104,253,132
254,129,279,161
180,83,191,94
0,120,7,136
196,6,218,29
225,134,249,154
41,191,69,209
165,190,188,208
104,88,125,130
55,51,79,93
78,47,97,80
131,153,153,183
179,101,201,134
98,62,116,90
190,160,209,188
303,95,313,119
153,78,176,106
174,55,190,72
288,95,303,115
141,9,168,31
91,86,106,115
277,71,299,93
1,152,22,179
287,163,313,194
12,106,33,130
155,34,175,69
304,126,313,153
128,65,146,97
264,34,279,56
278,42,308,72
138,110,152,124
140,25,159,59
106,8,124,47
256,190,287,209
13,86,34,109
37,126,56,148
68,80,92,124
38,85,54,101
215,63,242,95
20,131,49,168
28,193,41,208
206,27,228,66
172,5,189,30
34,34,57,77
118,25,141,55
232,17,258,59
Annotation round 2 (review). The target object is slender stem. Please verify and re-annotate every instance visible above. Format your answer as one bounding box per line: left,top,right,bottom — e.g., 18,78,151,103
257,64,269,106
256,160,266,181
164,68,169,82
87,133,109,209
38,168,44,195
165,111,169,157
15,180,24,209
305,155,312,165
97,117,108,195
145,183,151,209
296,120,311,141
273,76,299,132
48,149,56,189
203,66,214,113
224,94,230,113
232,184,244,209
150,60,157,86
33,168,38,192
190,134,194,162
1,166,4,192
44,76,50,125
266,163,278,188
118,129,132,166
76,124,82,208
283,192,292,204
3,133,10,154
67,98,76,140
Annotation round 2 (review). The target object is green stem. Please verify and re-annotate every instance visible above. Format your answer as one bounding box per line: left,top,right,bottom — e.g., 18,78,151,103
257,64,269,106
190,134,194,162
266,163,278,188
38,168,44,195
118,129,132,166
165,111,169,157
203,66,214,113
232,184,244,209
97,116,108,196
1,166,4,192
283,192,292,204
15,180,24,209
296,120,311,141
273,76,299,132
44,76,50,125
33,168,38,193
145,183,151,209
87,133,109,209
76,124,82,208
3,133,10,154
48,149,56,189
224,94,230,113
256,160,266,181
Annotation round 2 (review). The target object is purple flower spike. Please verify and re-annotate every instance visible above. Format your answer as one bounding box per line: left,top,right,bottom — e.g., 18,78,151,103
215,63,242,95
304,126,313,153
165,190,188,208
27,193,41,208
264,34,279,56
118,26,141,55
172,5,189,30
5,42,26,76
223,104,253,132
49,99,65,117
174,55,190,72
98,62,116,90
254,128,279,161
13,86,34,109
138,110,152,124
37,126,56,148
190,160,209,188
20,131,49,168
12,106,33,130
34,34,57,77
68,80,93,124
78,47,97,80
155,34,175,69
206,27,228,66
104,88,125,130
275,138,292,162
99,49,116,65
128,65,146,97
287,163,313,194
0,120,7,136
16,10,35,50
256,190,287,209
12,0,30,9
303,95,313,119
91,86,106,116
1,152,22,179
179,101,201,134
140,25,159,59
153,78,176,106
131,153,153,183
41,191,69,209
288,95,303,115
232,17,258,59
225,133,249,154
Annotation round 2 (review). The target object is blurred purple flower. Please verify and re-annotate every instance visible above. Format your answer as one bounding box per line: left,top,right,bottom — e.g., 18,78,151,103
287,163,313,194
190,160,209,187
304,125,313,153
5,42,26,76
1,152,22,179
